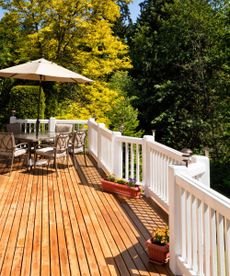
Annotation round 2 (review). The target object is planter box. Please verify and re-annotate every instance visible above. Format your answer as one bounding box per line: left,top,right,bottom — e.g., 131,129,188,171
146,239,169,264
101,179,141,198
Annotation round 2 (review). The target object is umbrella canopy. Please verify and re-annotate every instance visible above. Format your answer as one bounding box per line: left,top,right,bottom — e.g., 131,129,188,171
0,58,93,136
0,58,93,83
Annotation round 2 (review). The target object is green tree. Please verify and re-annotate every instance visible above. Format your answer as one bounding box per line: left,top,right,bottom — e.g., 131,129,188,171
129,0,229,159
107,71,143,136
9,85,45,119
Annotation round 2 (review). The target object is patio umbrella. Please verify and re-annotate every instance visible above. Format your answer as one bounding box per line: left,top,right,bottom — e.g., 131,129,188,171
0,58,93,136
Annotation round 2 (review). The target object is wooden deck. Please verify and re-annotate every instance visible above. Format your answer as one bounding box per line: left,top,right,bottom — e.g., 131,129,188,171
0,154,173,276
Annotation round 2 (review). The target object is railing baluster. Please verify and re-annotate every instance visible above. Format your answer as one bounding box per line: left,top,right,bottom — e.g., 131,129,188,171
217,213,226,276
211,209,218,276
197,200,203,274
226,219,230,276
192,196,198,273
125,142,129,179
204,204,211,275
181,188,186,260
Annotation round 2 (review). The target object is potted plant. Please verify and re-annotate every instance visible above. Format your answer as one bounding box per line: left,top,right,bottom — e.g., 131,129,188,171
101,175,141,198
146,226,169,264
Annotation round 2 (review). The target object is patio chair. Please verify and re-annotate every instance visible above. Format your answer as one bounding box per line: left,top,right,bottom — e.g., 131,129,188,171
69,130,87,166
6,123,21,134
34,133,70,175
0,132,28,175
6,123,22,143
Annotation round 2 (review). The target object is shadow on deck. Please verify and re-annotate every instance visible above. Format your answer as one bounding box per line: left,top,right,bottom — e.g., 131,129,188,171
0,154,173,276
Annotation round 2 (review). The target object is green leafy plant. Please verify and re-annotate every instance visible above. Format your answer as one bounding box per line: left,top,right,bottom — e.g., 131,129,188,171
105,175,137,187
151,227,169,246
128,178,136,187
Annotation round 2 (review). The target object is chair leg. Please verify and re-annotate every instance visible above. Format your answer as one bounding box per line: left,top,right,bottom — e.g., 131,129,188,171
34,153,37,170
83,147,87,166
66,153,70,173
9,155,14,176
73,154,77,167
24,154,29,171
54,157,58,176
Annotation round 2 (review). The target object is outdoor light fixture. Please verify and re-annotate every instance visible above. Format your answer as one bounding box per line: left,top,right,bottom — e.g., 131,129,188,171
181,148,193,167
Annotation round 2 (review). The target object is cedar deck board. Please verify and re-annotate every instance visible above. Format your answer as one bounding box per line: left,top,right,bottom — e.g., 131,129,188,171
0,156,173,276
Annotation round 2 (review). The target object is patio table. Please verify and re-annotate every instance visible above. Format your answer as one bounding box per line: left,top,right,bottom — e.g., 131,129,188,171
15,132,57,167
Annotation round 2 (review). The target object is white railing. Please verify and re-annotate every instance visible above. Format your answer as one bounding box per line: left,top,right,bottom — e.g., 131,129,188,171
10,116,88,133
87,118,204,212
169,166,230,276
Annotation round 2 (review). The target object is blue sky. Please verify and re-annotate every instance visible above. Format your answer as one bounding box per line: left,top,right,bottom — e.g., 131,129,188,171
129,0,143,22
0,1,143,22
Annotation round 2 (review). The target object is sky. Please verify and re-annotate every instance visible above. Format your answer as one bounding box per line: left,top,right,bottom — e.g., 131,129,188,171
129,0,143,22
0,1,143,22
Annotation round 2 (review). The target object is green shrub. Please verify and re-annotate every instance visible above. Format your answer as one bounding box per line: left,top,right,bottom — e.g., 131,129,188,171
116,179,127,185
9,85,45,119
210,162,230,198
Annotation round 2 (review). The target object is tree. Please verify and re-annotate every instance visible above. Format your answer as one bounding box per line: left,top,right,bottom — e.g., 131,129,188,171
107,71,143,136
0,0,134,129
129,0,229,159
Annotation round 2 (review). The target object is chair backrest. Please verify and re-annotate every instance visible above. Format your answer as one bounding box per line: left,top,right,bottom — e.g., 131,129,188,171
55,124,73,133
6,123,21,134
72,131,86,149
55,133,70,154
0,132,15,154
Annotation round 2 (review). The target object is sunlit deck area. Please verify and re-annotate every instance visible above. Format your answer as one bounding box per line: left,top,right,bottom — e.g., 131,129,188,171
0,154,173,276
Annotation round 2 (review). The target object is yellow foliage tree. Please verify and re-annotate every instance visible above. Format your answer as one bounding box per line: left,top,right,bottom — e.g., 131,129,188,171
0,0,132,123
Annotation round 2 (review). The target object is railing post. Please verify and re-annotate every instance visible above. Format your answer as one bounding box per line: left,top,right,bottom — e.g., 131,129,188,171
48,117,56,132
192,155,210,187
97,122,105,168
112,131,122,178
168,165,187,275
10,116,17,123
87,118,95,155
143,135,155,195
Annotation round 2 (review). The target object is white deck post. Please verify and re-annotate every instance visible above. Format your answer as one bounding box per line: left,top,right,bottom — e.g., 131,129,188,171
97,122,105,168
87,118,95,155
168,165,187,275
192,155,210,187
142,135,155,195
49,117,56,132
112,131,122,178
10,116,17,123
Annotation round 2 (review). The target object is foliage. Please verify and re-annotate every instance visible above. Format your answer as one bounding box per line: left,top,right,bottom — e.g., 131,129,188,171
113,0,133,40
0,78,15,126
107,71,143,136
9,85,45,119
105,174,137,187
56,81,120,125
0,0,133,131
127,178,137,187
210,162,230,198
129,0,230,161
151,226,169,245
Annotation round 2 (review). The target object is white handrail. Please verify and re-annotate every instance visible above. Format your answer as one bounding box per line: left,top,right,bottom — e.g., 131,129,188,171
9,117,88,133
169,166,230,276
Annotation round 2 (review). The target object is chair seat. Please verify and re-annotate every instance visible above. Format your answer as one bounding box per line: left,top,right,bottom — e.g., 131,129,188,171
69,146,83,154
14,148,27,157
36,147,54,155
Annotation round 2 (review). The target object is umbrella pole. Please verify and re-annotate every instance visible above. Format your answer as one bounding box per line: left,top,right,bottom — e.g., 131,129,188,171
36,77,42,137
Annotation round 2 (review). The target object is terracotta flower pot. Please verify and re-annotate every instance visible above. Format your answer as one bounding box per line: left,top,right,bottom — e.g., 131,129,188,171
101,179,141,198
146,239,169,264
